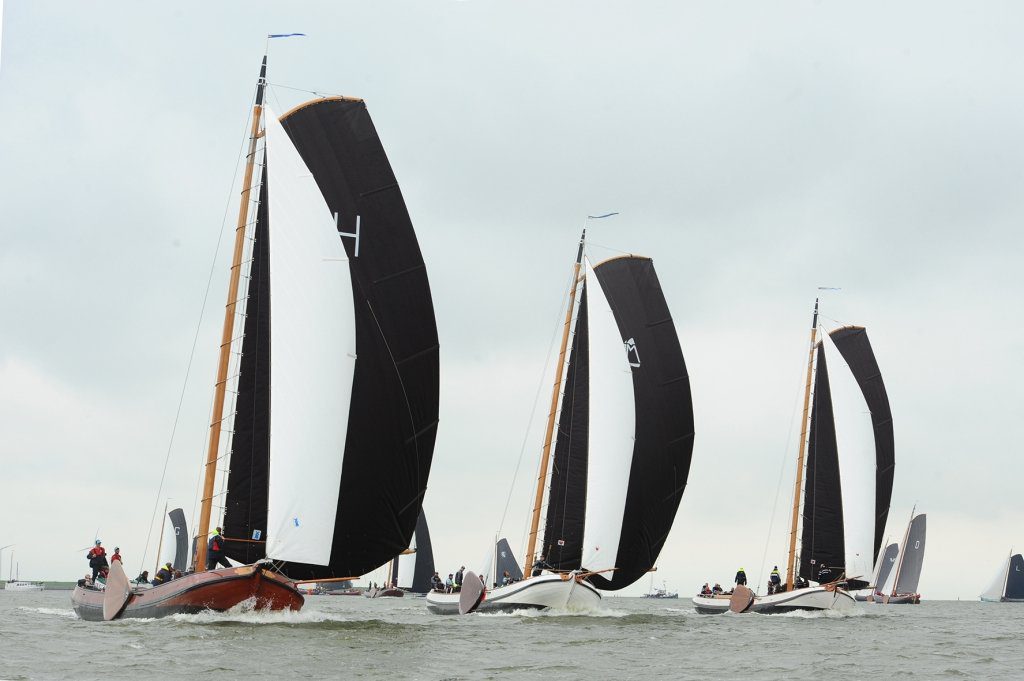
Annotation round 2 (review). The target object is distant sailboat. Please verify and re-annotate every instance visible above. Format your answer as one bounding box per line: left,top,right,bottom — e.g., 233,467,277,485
428,231,695,614
867,513,926,604
854,541,897,601
72,51,439,621
980,552,1024,602
694,301,894,614
4,553,44,592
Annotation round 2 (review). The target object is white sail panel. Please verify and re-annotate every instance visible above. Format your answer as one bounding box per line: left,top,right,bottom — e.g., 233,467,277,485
264,107,356,566
980,555,1010,601
822,332,876,580
579,258,637,573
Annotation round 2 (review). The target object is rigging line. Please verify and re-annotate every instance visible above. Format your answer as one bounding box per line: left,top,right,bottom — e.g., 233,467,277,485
583,241,633,257
140,94,258,579
497,260,577,540
265,81,341,98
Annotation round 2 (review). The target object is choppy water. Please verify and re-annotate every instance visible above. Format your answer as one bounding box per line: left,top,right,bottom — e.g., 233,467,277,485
1,591,1022,680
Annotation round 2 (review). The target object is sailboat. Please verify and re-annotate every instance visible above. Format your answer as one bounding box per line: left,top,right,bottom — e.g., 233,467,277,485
4,553,44,592
853,541,897,601
427,232,695,614
71,50,439,621
643,578,678,599
980,552,1024,602
694,300,894,614
865,512,926,604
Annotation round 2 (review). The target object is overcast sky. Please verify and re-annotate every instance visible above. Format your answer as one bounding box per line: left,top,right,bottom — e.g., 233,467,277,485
1,1,1022,600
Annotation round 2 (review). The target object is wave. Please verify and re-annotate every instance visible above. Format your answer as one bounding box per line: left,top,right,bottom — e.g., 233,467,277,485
17,606,78,620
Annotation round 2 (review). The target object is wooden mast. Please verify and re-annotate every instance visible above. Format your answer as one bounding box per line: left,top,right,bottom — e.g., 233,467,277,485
785,298,819,592
153,500,168,575
524,230,586,574
195,56,268,573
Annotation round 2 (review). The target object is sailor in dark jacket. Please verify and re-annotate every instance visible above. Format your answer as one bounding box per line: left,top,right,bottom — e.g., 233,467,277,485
206,527,231,570
152,563,174,586
817,563,834,584
734,567,747,586
531,555,551,578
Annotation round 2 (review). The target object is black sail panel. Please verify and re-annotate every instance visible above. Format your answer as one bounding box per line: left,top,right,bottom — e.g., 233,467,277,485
168,508,188,573
587,257,694,591
543,286,589,571
410,511,435,594
222,168,271,566
496,538,524,582
273,98,439,579
828,326,895,567
799,344,846,582
1005,554,1024,600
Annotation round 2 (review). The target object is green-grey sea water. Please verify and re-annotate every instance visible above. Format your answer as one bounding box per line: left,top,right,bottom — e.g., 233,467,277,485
1,591,1022,680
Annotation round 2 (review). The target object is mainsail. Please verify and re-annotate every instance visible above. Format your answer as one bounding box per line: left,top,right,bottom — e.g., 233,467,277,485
168,508,188,573
799,326,893,587
542,255,694,590
894,514,927,595
221,98,440,579
1007,554,1024,601
873,542,899,591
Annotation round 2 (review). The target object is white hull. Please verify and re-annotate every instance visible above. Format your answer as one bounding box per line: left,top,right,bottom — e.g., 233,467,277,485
693,585,856,614
425,574,602,615
4,581,44,592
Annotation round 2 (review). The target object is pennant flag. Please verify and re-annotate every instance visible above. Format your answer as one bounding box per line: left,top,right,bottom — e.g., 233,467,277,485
268,33,306,39
587,212,619,219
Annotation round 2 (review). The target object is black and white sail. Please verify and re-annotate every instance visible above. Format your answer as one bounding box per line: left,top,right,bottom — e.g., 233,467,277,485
800,326,894,587
220,98,440,580
542,256,694,590
981,553,1024,602
392,511,434,594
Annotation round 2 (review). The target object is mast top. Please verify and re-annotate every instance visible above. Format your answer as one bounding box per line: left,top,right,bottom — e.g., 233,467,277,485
255,56,268,107
811,297,819,329
575,228,586,264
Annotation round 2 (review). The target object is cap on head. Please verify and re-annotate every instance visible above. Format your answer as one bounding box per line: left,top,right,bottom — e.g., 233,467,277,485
115,547,120,552
165,562,172,568
95,539,101,545
215,527,222,534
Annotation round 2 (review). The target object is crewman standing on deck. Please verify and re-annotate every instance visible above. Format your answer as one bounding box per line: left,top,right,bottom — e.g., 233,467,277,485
734,567,747,586
206,527,231,570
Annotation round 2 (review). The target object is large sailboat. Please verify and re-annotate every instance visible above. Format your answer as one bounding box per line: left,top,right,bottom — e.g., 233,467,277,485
694,300,894,614
427,232,695,614
71,52,439,621
980,552,1024,602
864,512,926,604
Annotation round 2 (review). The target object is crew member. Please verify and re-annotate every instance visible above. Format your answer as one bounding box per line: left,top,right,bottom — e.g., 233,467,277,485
111,547,122,565
734,567,747,586
817,563,833,584
769,566,782,594
206,527,231,570
455,566,465,590
152,562,173,586
87,540,108,582
532,555,550,577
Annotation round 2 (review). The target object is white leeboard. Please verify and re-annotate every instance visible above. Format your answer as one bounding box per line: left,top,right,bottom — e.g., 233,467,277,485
263,107,357,566
822,332,876,580
579,258,637,574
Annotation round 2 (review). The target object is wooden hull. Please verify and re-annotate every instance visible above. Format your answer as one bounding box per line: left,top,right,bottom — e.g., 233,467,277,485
365,587,404,598
863,592,921,604
71,565,304,621
425,574,602,615
693,585,857,614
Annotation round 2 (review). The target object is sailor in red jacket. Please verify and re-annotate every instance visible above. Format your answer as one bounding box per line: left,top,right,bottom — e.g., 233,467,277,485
111,547,122,565
86,540,108,581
